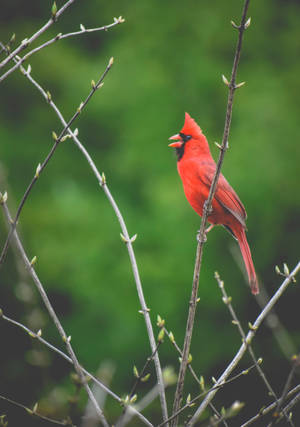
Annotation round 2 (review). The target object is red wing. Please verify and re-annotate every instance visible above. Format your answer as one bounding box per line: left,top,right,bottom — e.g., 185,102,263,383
198,163,247,227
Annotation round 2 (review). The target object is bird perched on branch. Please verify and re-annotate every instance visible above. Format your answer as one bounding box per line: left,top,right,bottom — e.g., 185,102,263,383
169,113,258,295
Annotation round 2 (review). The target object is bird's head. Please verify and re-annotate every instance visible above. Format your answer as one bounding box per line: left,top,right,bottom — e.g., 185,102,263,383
168,112,203,160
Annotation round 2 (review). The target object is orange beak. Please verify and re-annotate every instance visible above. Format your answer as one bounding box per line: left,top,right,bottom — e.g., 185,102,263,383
168,134,183,148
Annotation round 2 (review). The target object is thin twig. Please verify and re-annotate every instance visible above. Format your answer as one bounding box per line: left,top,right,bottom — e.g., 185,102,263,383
0,394,70,426
115,340,162,425
0,0,76,69
216,276,273,392
0,51,113,267
171,1,251,425
278,391,300,423
0,310,152,426
267,354,300,427
230,245,296,358
0,200,109,427
215,272,294,426
0,17,124,83
7,53,169,425
240,384,300,427
187,261,300,426
129,341,161,399
116,367,176,427
163,326,228,427
158,362,257,427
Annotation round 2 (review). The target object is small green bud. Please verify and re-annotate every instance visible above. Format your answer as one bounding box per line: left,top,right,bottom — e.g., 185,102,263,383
168,331,175,344
130,394,137,403
158,328,165,342
30,256,37,266
130,234,137,243
244,17,251,29
141,373,150,382
51,2,57,18
120,233,128,243
222,74,229,86
0,192,8,204
133,365,139,378
156,315,165,328
235,81,246,89
35,163,41,178
283,263,290,276
199,375,205,391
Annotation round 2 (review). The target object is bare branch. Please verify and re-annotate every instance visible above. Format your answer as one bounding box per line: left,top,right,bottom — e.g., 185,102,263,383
215,272,293,426
4,53,169,424
171,1,251,424
188,261,300,426
0,51,113,266
267,354,300,427
240,385,300,427
158,362,258,427
0,310,152,426
0,394,69,426
0,200,109,427
0,17,124,83
230,245,296,358
0,0,76,69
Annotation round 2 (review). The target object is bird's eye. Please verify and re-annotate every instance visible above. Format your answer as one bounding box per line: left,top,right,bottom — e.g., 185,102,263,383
179,133,192,142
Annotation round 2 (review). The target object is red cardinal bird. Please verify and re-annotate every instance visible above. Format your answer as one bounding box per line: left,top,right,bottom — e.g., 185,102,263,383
169,113,258,294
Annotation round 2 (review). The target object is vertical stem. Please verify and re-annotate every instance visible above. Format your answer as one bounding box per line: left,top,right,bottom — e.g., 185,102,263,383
170,1,250,425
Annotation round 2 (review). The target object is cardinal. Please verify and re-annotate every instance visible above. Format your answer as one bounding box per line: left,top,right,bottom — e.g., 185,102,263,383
169,113,258,295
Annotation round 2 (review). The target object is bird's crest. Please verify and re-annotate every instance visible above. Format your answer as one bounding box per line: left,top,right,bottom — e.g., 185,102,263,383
181,112,202,137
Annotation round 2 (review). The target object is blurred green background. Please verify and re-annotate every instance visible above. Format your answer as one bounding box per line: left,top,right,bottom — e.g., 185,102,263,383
0,0,300,425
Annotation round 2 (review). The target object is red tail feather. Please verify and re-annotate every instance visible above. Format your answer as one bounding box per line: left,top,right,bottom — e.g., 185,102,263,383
235,227,259,294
